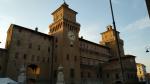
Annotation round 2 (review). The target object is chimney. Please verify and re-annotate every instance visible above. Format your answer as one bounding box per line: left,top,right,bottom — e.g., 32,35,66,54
107,25,112,31
35,27,38,32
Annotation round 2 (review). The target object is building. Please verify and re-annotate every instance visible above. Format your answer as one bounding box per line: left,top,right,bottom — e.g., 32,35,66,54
5,25,54,83
146,73,150,84
146,0,150,17
102,55,138,84
0,48,7,77
137,63,147,83
0,2,139,84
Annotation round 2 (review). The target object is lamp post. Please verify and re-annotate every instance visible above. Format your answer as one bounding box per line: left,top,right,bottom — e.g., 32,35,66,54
109,0,125,83
146,46,150,53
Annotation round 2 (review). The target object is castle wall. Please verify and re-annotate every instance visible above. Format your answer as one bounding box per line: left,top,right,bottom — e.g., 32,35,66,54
79,38,111,82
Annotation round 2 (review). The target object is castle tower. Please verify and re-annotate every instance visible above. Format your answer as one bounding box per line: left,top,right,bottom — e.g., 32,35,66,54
49,2,81,84
100,25,124,58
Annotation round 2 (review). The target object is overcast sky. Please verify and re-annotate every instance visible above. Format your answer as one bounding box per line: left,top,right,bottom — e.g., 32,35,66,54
0,0,150,72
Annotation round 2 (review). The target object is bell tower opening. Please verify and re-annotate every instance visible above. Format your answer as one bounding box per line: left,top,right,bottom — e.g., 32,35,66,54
49,2,80,36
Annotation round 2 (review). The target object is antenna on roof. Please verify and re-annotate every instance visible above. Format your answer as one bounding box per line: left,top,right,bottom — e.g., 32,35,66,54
35,27,38,32
63,0,66,3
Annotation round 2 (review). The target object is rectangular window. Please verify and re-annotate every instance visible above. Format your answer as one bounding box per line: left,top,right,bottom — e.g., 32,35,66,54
66,54,69,60
42,57,45,62
17,40,21,46
70,68,75,78
106,73,109,78
55,38,58,43
38,45,40,50
47,57,49,63
55,56,57,62
55,45,57,48
88,72,91,78
31,55,35,61
23,54,27,60
18,28,22,32
15,52,19,59
74,56,77,62
81,72,83,78
115,73,119,79
70,44,73,47
54,70,57,78
29,43,32,48
127,73,130,79
48,47,50,52
44,37,46,40
37,56,39,61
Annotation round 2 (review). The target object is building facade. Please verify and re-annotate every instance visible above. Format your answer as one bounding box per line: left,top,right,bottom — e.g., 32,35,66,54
137,63,147,83
5,24,54,83
0,2,139,84
146,73,150,84
0,48,7,77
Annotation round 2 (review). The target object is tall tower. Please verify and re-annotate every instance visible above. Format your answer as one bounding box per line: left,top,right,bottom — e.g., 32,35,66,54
49,2,81,83
100,25,124,58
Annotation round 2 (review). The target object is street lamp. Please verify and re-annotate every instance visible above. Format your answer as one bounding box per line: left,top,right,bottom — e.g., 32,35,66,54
146,46,150,53
109,0,125,83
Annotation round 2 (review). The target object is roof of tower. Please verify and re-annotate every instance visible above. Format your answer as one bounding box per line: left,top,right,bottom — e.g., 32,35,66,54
136,63,146,67
101,25,120,35
51,2,77,15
